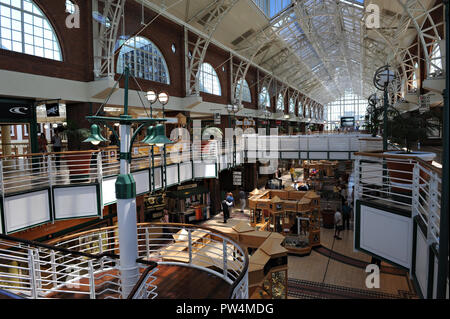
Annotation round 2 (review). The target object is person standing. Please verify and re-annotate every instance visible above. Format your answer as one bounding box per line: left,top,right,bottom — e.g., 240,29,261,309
239,189,246,212
38,133,48,170
334,209,343,240
342,201,352,230
51,130,62,169
38,133,48,153
222,199,232,223
290,166,295,182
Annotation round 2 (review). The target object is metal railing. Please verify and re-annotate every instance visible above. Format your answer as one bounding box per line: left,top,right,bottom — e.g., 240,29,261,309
0,233,123,299
0,141,236,196
47,223,249,299
354,152,442,245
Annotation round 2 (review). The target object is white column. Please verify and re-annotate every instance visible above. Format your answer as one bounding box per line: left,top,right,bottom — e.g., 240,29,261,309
117,123,139,298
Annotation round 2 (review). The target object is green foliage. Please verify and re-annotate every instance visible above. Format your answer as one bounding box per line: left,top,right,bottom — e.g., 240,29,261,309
386,108,441,152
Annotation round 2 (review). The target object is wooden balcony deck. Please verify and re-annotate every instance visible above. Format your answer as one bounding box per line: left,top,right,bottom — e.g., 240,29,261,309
45,265,231,299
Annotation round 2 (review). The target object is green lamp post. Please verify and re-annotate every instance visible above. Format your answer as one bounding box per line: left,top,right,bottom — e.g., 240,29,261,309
83,66,168,298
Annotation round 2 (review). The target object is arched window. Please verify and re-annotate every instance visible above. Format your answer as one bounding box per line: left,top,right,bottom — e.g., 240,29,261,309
259,87,270,109
235,78,251,103
117,36,170,84
289,97,295,114
305,103,310,118
198,63,221,95
429,43,442,75
276,93,284,112
298,101,303,117
0,0,62,60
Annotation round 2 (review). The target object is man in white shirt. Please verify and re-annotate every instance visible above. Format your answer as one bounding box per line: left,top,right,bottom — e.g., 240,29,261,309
334,210,343,240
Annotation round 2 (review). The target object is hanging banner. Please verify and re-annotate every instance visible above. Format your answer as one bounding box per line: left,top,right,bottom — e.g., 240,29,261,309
45,103,60,117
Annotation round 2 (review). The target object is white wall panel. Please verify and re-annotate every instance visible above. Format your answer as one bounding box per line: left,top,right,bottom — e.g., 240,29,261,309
54,186,98,219
279,137,299,150
415,227,429,297
281,152,299,159
132,170,150,195
299,137,308,150
309,152,328,159
5,190,50,233
179,162,192,182
102,177,117,205
194,163,216,178
308,137,328,151
359,204,412,268
166,165,179,186
153,167,162,189
329,137,349,151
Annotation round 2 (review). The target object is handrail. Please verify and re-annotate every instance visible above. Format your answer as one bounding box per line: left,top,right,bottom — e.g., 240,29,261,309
0,233,119,261
354,151,442,175
126,263,158,300
48,223,249,298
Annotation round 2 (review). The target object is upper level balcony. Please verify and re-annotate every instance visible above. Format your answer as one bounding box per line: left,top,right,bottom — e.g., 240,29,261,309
0,223,248,299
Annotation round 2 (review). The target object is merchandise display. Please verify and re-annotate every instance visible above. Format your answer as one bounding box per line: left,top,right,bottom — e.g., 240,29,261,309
166,185,211,223
248,189,321,255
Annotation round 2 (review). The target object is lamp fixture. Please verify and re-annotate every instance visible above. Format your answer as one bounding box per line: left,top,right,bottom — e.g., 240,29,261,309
146,90,158,104
142,124,173,147
158,92,169,105
83,123,108,145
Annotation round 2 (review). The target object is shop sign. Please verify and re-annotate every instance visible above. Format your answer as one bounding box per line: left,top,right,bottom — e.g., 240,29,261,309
214,113,221,124
233,171,242,186
0,102,32,119
419,95,430,114
46,103,60,117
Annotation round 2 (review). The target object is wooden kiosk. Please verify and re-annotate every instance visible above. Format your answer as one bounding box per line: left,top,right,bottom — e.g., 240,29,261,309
248,188,321,255
206,222,288,299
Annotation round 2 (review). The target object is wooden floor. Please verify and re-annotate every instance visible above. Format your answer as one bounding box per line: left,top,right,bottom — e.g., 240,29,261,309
45,265,231,299
153,265,231,299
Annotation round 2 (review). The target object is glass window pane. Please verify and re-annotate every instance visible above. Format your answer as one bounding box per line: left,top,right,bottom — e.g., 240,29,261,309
0,0,61,60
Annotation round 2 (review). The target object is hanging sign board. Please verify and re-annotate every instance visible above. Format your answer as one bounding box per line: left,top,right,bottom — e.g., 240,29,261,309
0,102,32,120
214,113,221,124
233,171,242,186
419,95,430,114
45,103,60,117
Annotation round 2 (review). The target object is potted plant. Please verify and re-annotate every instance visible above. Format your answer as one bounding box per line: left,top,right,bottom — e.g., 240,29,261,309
61,121,96,183
384,108,440,194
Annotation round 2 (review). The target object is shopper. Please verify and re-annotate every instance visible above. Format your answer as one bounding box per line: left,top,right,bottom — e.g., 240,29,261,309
340,185,348,206
239,189,246,212
38,133,48,170
334,209,343,240
222,199,232,223
290,166,295,182
342,201,352,230
51,130,62,169
38,133,48,153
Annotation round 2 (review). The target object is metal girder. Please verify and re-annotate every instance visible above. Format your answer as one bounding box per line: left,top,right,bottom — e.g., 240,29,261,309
186,0,240,96
93,0,126,78
398,0,445,79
